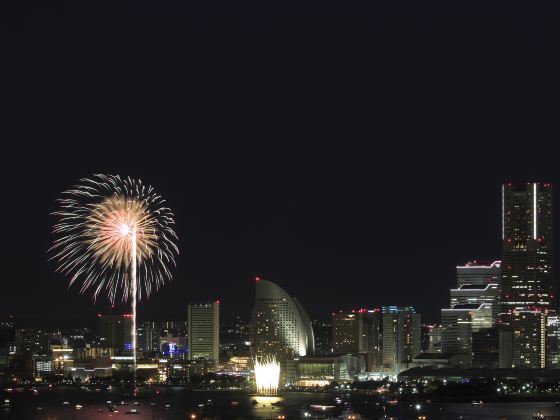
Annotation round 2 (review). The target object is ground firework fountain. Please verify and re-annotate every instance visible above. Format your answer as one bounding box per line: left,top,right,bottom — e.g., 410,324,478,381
254,356,281,395
50,174,179,389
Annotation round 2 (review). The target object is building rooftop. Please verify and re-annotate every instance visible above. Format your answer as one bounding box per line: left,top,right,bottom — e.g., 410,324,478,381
457,260,501,269
455,283,498,290
444,304,484,310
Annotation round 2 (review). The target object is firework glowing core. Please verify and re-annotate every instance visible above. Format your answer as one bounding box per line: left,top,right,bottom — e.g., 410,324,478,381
254,357,280,395
119,223,130,236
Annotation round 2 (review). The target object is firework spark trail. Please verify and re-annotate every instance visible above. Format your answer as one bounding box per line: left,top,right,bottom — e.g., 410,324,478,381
131,227,137,387
50,174,179,387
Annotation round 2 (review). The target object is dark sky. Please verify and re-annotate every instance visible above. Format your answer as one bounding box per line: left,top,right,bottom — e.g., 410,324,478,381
1,3,560,326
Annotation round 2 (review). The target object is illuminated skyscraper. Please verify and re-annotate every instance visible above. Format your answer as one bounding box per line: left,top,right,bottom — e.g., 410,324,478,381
98,314,133,356
187,301,220,367
252,278,314,360
441,261,500,359
332,309,381,369
382,306,421,373
332,309,379,353
136,321,161,356
427,324,443,353
512,310,546,368
501,183,553,316
547,313,560,368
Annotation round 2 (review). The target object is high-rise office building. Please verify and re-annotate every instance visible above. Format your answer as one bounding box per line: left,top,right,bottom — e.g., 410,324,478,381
501,183,553,367
98,314,133,356
441,303,493,355
456,260,502,287
427,324,443,353
450,284,500,325
512,310,546,368
332,309,379,354
187,302,220,367
332,309,380,369
442,259,500,360
502,183,553,316
252,278,314,361
382,306,421,374
472,327,499,368
547,313,560,368
312,320,332,356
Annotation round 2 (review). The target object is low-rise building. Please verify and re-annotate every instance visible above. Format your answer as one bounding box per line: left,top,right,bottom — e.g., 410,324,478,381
294,355,365,386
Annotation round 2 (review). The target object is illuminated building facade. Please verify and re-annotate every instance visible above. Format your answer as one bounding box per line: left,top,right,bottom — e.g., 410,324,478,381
35,359,53,376
295,354,365,386
456,260,501,287
252,278,315,360
332,310,379,353
547,313,560,368
382,306,421,373
332,309,380,369
52,347,74,373
187,301,220,367
160,333,187,359
442,260,500,360
427,324,443,353
98,314,133,356
72,347,113,360
512,310,546,368
450,283,500,325
501,183,553,317
441,303,493,356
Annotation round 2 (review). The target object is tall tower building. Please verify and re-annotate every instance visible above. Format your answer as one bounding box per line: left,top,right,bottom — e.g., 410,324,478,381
546,313,560,368
136,321,163,356
332,309,381,369
187,302,220,367
332,309,379,353
382,306,421,374
501,183,553,316
512,310,546,368
99,314,133,356
252,278,314,361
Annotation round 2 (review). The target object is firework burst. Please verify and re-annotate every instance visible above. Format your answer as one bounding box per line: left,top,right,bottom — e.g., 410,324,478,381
50,174,179,303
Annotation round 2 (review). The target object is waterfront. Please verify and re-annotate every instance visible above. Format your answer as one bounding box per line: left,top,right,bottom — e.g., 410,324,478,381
3,387,560,419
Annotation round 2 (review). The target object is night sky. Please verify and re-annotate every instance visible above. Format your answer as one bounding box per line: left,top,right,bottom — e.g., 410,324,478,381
1,3,559,326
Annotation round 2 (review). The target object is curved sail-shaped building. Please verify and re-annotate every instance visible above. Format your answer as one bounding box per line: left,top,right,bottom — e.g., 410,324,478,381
252,278,315,360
